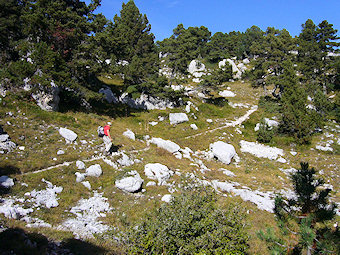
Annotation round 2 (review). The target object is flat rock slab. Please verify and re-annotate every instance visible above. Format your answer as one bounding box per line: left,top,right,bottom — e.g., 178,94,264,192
239,140,284,160
169,113,189,125
150,137,180,154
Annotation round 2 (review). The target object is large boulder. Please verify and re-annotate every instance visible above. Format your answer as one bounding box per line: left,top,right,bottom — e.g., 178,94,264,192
188,60,207,82
115,171,143,193
150,137,180,153
219,59,242,79
99,87,119,103
85,164,102,177
59,128,77,143
123,129,135,140
210,141,236,165
0,176,14,188
32,81,60,111
169,113,189,125
144,163,173,185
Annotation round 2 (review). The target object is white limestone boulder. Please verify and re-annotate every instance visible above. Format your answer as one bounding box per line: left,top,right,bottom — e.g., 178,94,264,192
144,163,173,185
75,172,86,183
169,113,189,125
123,129,135,140
219,90,236,97
150,137,180,154
210,141,236,165
59,128,77,143
161,194,172,203
85,164,102,177
188,60,206,74
0,176,14,188
190,124,198,130
115,171,144,193
76,160,85,170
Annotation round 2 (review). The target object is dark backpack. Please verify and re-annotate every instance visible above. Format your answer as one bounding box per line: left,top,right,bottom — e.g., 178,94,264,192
97,126,105,137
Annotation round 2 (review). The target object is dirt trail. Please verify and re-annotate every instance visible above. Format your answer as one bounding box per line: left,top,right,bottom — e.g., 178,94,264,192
185,105,258,139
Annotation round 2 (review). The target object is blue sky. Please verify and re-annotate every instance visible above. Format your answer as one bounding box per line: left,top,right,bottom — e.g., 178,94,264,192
89,0,340,41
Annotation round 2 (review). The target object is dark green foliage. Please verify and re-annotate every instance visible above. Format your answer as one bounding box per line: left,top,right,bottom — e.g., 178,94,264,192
258,162,338,254
127,186,249,254
158,24,211,74
110,0,158,85
279,60,315,144
257,119,275,143
200,64,232,88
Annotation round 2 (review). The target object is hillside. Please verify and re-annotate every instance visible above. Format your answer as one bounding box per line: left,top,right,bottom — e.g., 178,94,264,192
0,78,339,254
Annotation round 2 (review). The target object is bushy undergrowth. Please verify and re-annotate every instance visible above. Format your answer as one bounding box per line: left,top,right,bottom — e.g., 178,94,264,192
257,119,275,143
126,186,249,254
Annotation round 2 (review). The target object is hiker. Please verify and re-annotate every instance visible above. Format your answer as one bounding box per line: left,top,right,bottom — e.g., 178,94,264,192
103,122,113,154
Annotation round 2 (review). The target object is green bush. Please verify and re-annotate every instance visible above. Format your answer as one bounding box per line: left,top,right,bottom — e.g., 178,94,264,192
126,186,249,254
257,119,275,143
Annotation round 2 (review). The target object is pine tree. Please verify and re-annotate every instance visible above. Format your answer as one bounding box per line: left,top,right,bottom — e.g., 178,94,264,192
110,0,157,85
258,162,338,254
279,60,315,143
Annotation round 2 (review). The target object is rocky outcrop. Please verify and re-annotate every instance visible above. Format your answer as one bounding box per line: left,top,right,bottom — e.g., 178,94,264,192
254,118,279,131
32,81,60,111
188,60,207,82
99,87,119,104
123,129,135,140
219,59,242,79
120,93,176,110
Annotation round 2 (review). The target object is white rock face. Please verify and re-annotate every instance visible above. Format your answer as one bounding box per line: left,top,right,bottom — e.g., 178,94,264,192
86,164,102,177
239,140,284,160
115,171,143,193
0,176,14,188
150,137,180,154
161,194,172,203
120,93,176,110
219,90,236,97
99,87,119,103
254,118,279,131
210,141,236,165
169,113,189,125
75,172,86,183
123,129,135,140
60,191,112,239
32,81,60,111
190,124,198,130
59,128,77,143
219,59,242,79
76,160,85,170
144,163,173,185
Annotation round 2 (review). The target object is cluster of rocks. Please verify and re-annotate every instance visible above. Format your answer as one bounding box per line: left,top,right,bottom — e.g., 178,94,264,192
188,60,208,83
0,125,16,153
218,58,249,80
75,163,102,190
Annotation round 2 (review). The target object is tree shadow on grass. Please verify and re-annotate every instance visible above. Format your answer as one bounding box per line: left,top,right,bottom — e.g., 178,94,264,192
0,165,21,176
0,227,109,255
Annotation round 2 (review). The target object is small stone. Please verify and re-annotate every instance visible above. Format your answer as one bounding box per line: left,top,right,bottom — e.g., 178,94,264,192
81,181,91,190
161,194,172,203
57,150,64,155
190,124,198,130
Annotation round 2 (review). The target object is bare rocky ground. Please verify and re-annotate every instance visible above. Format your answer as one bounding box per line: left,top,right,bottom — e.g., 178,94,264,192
0,81,339,254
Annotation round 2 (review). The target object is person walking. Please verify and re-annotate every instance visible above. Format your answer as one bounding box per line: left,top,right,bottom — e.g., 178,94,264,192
103,122,112,155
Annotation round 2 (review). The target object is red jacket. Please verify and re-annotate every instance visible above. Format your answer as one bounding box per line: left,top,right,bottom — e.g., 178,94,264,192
104,125,110,136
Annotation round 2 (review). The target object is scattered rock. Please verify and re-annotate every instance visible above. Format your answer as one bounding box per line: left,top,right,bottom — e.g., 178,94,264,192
210,141,236,165
28,179,63,209
254,118,279,131
190,124,198,130
277,157,287,163
290,151,297,156
85,164,102,177
161,194,172,203
57,150,65,155
117,153,134,167
120,93,176,110
123,129,135,140
239,140,284,160
115,171,143,193
75,172,86,183
220,169,236,177
206,119,213,123
76,160,85,170
59,128,77,143
146,181,156,187
315,145,333,152
169,113,189,125
81,181,91,190
219,90,236,97
144,163,173,185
